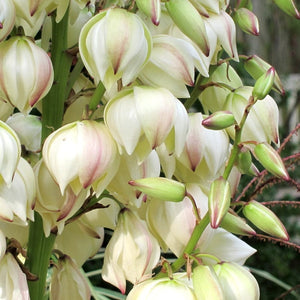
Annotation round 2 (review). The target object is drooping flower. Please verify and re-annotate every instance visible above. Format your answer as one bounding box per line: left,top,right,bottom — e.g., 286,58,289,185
0,252,29,300
50,255,91,300
0,36,53,114
0,0,15,42
102,209,160,293
104,86,188,162
42,120,119,196
79,8,152,92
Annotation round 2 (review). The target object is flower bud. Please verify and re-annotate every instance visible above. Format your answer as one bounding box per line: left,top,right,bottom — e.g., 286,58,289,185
0,0,16,42
136,0,161,25
243,200,289,240
244,55,284,94
0,36,54,114
233,8,259,36
192,265,224,300
202,111,236,130
213,262,260,300
253,142,289,180
252,67,275,100
0,252,29,300
102,209,160,293
0,120,21,185
43,120,119,195
236,149,258,176
165,0,210,56
273,0,300,19
127,273,196,300
79,8,152,91
221,211,256,236
50,255,91,300
208,176,231,228
129,177,186,202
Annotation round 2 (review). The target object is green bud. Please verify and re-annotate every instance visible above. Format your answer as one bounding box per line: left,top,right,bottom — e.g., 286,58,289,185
202,111,236,130
165,0,209,56
192,265,224,300
128,177,186,202
236,149,258,176
233,8,259,36
243,200,289,240
273,0,300,19
253,143,290,180
252,67,275,100
221,212,256,236
208,177,231,229
244,55,284,95
136,0,161,25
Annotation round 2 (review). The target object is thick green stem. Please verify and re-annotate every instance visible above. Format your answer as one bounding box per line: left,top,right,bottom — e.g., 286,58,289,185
89,81,106,111
25,214,56,300
26,9,71,300
42,9,72,139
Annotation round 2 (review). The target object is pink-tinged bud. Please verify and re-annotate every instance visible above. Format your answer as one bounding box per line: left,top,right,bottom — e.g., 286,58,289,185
50,255,91,300
139,35,206,98
192,265,224,300
273,0,300,19
202,111,236,130
0,253,30,300
104,86,188,161
0,36,54,114
243,200,289,240
165,0,210,56
136,0,161,25
79,8,152,91
253,142,289,180
221,211,256,236
0,0,15,42
233,8,259,36
102,209,160,293
0,121,21,185
252,67,275,100
208,176,231,228
42,120,119,195
213,262,260,300
244,55,284,95
129,177,186,202
127,273,196,300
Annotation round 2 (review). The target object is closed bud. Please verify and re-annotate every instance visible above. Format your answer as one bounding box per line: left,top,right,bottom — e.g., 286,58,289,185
236,148,258,176
244,55,284,94
129,177,186,202
192,265,224,300
213,262,260,300
252,67,275,100
136,0,161,25
243,200,289,240
221,211,256,236
233,8,259,36
253,142,289,180
165,0,210,56
0,36,53,114
208,177,231,228
202,111,236,130
273,0,300,19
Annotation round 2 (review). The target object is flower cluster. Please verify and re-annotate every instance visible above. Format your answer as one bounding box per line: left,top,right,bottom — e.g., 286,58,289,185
0,0,298,299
